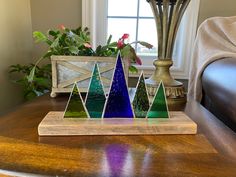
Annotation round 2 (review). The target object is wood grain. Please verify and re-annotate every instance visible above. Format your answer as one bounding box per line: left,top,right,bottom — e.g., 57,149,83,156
38,111,197,136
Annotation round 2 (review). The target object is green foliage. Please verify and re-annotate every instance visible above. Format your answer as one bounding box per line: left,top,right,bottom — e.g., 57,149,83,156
10,27,93,100
33,27,93,57
129,65,138,73
9,64,51,100
9,26,153,100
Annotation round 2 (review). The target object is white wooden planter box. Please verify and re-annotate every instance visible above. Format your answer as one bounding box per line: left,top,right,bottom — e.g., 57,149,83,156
50,55,129,97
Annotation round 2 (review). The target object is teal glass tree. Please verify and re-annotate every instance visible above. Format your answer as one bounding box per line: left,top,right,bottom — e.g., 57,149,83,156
132,72,150,118
64,83,89,118
85,64,106,118
147,81,169,118
103,53,134,118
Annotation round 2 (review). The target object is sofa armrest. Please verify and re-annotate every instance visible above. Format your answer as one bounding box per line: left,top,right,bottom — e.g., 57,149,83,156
202,57,236,132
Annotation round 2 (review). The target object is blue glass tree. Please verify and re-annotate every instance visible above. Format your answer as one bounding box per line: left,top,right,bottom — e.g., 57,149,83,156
103,53,134,118
85,64,106,118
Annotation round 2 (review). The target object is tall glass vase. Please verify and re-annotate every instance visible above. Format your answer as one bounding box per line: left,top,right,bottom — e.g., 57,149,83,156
145,0,191,110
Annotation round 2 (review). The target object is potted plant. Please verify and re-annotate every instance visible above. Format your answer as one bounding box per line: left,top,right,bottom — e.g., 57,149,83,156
10,25,153,99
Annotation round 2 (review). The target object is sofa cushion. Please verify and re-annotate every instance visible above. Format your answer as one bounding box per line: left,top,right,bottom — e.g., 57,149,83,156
202,57,236,131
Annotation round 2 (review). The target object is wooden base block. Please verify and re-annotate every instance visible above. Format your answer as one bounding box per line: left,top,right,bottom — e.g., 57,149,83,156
38,112,197,136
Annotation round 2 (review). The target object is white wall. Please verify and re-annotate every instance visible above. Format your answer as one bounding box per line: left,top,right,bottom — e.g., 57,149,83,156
0,0,33,114
30,0,82,61
198,0,236,25
0,0,83,115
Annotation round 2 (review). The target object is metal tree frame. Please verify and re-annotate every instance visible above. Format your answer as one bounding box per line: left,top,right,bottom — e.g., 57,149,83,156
145,0,191,110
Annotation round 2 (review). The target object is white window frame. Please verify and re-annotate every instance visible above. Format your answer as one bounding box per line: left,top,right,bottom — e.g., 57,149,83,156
82,0,200,79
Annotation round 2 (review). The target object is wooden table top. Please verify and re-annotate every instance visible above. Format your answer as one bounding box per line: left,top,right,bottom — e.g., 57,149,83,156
0,94,235,177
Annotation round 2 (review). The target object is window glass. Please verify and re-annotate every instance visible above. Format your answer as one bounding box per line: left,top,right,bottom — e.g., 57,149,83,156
137,19,157,56
107,0,156,57
107,18,137,42
139,0,153,17
108,0,138,17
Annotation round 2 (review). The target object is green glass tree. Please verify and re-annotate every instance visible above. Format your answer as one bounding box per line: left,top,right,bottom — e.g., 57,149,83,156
147,81,169,118
132,72,150,118
64,83,89,118
85,64,106,118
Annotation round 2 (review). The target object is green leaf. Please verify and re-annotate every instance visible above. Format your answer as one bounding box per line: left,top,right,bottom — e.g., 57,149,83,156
69,46,79,55
137,41,153,49
86,32,90,36
121,45,132,57
73,34,86,45
46,39,53,46
33,31,47,43
108,42,117,48
27,66,36,82
107,35,112,45
129,47,137,61
48,30,60,37
129,65,138,73
95,45,102,54
50,36,60,48
84,27,89,32
25,91,37,100
34,77,50,87
43,51,53,59
41,64,52,73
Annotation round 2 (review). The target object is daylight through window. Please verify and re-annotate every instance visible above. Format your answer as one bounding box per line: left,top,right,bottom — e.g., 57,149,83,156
107,0,157,59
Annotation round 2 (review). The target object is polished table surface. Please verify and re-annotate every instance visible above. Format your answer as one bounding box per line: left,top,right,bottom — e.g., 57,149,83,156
0,94,235,177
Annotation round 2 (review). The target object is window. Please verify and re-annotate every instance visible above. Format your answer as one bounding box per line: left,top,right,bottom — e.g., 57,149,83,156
107,0,157,58
82,0,200,79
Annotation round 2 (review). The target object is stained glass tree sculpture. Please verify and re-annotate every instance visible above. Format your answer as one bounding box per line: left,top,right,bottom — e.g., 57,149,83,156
132,72,150,118
103,53,134,118
147,81,169,118
64,83,89,118
85,64,106,118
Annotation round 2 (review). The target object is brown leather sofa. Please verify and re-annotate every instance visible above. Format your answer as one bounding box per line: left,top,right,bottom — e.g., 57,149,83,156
202,57,236,132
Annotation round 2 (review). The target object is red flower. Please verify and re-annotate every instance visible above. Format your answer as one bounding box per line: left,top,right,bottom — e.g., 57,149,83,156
117,39,124,48
136,56,142,65
84,43,92,48
122,33,129,40
59,24,66,30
